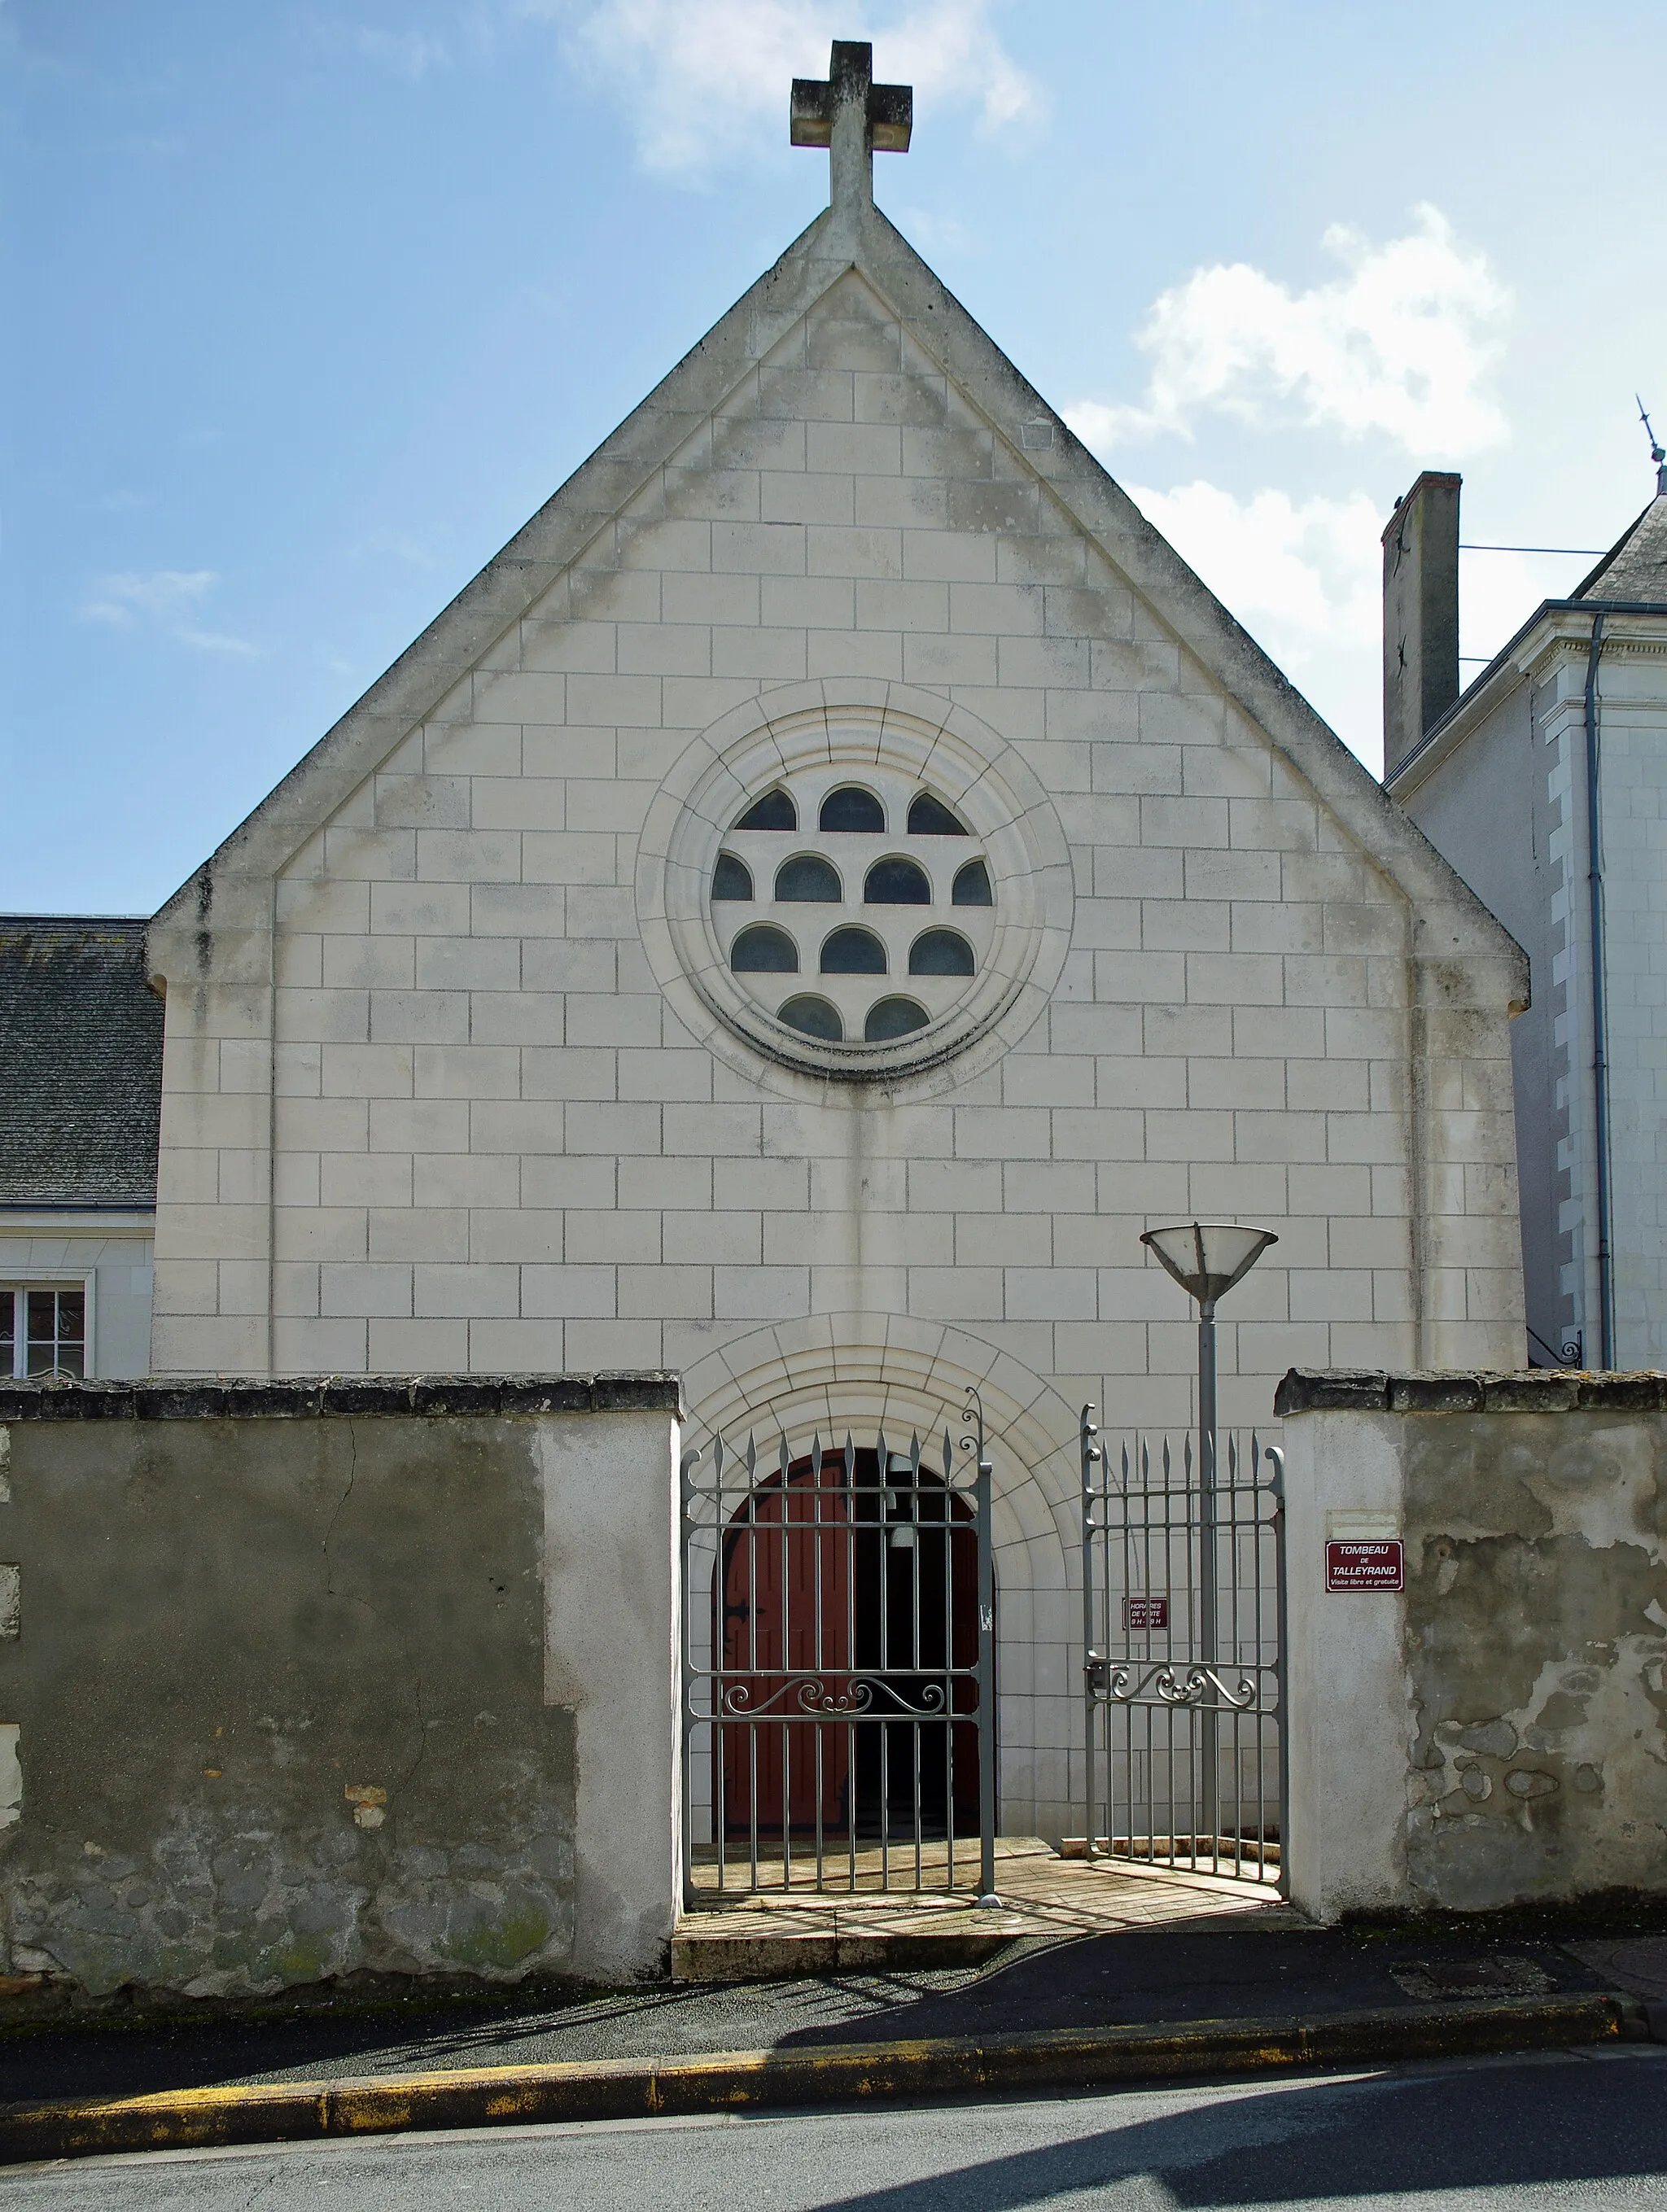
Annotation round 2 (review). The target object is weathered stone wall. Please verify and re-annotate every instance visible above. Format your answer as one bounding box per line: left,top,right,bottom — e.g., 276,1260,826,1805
1279,1368,1667,1919
0,1374,679,1999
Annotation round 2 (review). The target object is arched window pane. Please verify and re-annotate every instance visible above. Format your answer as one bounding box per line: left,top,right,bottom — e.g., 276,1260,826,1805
864,857,930,906
818,785,886,833
712,852,754,901
778,995,842,1042
774,855,842,903
865,996,929,1043
909,928,974,977
731,923,798,973
907,792,968,836
952,858,993,907
820,926,887,976
734,789,797,832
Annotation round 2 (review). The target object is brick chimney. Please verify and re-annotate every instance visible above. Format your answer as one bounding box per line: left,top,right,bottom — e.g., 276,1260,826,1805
1383,472,1460,773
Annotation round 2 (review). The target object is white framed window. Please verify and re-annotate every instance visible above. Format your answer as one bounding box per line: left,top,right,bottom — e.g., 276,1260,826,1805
1,1283,90,1379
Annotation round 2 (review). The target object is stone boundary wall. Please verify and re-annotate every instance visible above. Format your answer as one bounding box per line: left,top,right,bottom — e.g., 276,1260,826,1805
1277,1368,1667,1921
0,1375,680,2000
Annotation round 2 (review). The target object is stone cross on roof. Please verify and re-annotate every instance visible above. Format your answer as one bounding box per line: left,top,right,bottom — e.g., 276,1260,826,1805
791,41,912,216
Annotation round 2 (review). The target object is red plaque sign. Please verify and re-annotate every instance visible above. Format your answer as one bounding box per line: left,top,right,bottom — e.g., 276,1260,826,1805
1326,1539,1403,1592
1123,1595,1168,1631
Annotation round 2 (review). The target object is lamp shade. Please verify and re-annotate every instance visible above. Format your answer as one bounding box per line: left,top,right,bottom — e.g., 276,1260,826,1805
1140,1222,1278,1308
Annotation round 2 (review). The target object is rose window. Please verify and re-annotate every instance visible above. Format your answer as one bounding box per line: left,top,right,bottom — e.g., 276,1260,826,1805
710,768,996,1047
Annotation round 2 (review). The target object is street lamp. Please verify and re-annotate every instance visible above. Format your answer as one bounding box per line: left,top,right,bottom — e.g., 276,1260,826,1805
1140,1222,1278,1854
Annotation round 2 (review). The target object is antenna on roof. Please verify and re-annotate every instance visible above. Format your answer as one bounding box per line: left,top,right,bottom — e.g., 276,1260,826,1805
1640,396,1667,496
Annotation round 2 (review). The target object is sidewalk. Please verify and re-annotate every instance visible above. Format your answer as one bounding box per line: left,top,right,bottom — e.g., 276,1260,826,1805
3,1893,1665,2165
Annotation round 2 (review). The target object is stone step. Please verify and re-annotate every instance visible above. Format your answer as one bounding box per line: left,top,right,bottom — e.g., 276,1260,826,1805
672,1914,1017,1985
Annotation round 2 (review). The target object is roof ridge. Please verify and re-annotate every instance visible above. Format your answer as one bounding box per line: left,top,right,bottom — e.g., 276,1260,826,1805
1573,492,1667,606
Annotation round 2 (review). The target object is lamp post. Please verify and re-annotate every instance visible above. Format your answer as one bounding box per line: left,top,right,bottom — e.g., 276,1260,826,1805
1140,1222,1278,1856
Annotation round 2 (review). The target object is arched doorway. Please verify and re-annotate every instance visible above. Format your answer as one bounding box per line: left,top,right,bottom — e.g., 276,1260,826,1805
713,1445,982,1853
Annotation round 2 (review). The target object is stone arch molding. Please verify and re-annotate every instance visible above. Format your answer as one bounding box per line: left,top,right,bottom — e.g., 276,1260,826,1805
637,680,1074,1101
677,1311,1082,1576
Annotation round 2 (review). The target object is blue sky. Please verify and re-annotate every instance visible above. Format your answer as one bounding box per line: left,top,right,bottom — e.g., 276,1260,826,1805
5,0,1665,916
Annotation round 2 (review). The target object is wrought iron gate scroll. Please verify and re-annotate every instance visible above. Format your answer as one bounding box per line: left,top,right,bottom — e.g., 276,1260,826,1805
1080,1412,1286,1889
680,1392,997,1905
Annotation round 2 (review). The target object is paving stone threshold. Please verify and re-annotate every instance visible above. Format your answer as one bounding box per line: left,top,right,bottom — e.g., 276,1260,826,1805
0,1993,1646,2166
674,1838,1296,1984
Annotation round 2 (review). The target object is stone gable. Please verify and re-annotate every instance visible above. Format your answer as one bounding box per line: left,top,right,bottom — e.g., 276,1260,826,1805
145,200,1526,1839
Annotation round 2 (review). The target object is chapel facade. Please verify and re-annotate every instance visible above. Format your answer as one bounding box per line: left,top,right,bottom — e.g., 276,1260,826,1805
116,50,1529,1840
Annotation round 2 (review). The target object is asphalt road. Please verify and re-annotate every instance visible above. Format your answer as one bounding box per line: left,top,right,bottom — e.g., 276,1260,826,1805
6,2045,1667,2210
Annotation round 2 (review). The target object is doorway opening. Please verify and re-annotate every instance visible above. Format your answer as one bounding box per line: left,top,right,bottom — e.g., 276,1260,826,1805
715,1446,981,1849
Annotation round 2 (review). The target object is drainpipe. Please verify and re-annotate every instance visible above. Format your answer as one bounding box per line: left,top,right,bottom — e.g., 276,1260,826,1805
1584,614,1615,1368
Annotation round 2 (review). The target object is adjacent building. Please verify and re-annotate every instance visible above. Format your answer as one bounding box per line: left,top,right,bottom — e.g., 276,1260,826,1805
0,918,161,1382
1387,469,1667,1369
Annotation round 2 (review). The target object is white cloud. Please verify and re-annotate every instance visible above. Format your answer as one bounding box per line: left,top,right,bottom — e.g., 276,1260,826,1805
534,0,1037,175
1120,485,1596,777
1070,207,1510,459
1127,481,1385,768
81,570,258,657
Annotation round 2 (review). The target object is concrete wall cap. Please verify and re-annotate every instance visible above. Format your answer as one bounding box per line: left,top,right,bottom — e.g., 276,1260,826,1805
0,1373,683,1422
1273,1369,1390,1414
1277,1367,1667,1416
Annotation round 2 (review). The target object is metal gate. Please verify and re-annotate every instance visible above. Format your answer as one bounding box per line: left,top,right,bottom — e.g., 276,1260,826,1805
1080,1409,1286,1889
680,1390,996,1905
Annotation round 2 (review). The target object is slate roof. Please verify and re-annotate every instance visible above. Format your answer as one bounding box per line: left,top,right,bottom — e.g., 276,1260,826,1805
1575,492,1667,607
0,917,163,1209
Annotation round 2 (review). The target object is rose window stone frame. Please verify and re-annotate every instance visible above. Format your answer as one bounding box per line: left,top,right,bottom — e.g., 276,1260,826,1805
637,683,1073,1095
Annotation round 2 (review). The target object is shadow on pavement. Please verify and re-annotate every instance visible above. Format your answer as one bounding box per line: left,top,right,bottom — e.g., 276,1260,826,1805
806,2052,1667,2209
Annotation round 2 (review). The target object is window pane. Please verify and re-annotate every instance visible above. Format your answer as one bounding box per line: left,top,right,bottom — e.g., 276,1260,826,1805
864,858,930,906
907,792,968,836
778,994,842,1042
818,785,886,833
820,927,887,976
712,852,754,901
910,928,975,977
734,790,797,832
865,996,929,1042
0,1291,14,1377
731,923,799,973
774,855,842,903
26,1287,85,1378
952,858,993,907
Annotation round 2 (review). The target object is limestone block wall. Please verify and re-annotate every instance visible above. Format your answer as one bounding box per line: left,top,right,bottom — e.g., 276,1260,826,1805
0,1375,679,1998
1279,1367,1667,1920
149,273,1524,1403
143,238,1529,1844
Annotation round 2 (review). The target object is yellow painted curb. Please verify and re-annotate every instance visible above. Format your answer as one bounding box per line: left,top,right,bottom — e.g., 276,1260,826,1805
0,1994,1640,2167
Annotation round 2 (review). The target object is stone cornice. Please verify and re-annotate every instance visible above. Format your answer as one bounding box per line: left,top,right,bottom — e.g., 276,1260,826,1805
1275,1366,1667,1415
0,1372,683,1422
1389,601,1667,797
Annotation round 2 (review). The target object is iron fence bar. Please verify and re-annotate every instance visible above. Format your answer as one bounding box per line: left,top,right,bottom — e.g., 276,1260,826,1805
1269,1442,1289,1898
1080,1404,1099,1865
679,1444,697,1913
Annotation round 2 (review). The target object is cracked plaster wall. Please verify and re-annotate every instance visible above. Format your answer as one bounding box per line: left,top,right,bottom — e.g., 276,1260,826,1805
1284,1395,1667,1917
0,1401,676,1998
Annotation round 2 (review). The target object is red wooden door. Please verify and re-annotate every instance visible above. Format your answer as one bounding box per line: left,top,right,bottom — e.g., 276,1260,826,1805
720,1457,852,1839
